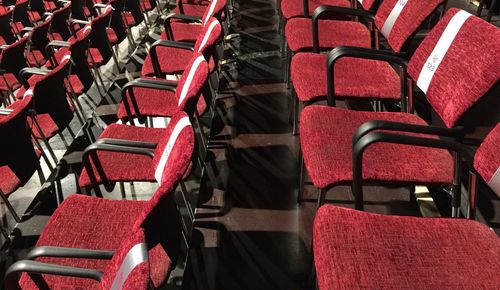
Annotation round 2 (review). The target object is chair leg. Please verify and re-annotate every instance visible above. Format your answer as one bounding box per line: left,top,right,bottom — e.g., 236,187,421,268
32,119,58,165
119,182,126,199
180,181,194,221
317,188,326,208
298,148,305,203
36,164,46,185
0,190,20,223
292,91,299,135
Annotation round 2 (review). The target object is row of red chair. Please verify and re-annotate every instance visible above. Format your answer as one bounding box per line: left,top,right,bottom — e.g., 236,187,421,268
3,0,231,287
279,0,500,287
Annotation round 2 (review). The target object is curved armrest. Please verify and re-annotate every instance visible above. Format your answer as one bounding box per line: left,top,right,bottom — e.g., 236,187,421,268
326,46,408,106
5,260,102,290
95,138,158,148
26,246,114,260
312,5,375,52
351,131,472,210
353,121,465,145
21,27,34,34
149,40,194,77
70,19,90,34
19,67,51,88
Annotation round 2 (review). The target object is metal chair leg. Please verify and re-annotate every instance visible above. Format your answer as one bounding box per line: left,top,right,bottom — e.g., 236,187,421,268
298,149,305,203
317,188,326,208
0,190,20,223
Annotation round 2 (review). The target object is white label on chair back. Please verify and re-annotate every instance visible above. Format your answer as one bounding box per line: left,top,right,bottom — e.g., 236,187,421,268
154,116,191,184
178,55,205,106
62,54,71,62
203,0,218,26
197,20,219,52
380,0,408,38
24,89,33,98
416,10,471,94
489,166,500,196
110,243,148,290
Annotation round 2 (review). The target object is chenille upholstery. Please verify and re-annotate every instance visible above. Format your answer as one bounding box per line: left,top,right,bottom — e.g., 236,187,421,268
118,54,209,120
291,53,400,103
79,111,195,188
141,17,221,77
407,9,500,128
0,166,21,196
474,124,500,197
280,0,350,20
300,106,454,189
313,205,500,289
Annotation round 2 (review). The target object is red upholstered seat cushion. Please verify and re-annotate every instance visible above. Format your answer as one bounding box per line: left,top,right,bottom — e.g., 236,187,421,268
18,194,171,289
43,0,58,11
78,124,165,187
314,205,500,289
291,52,400,102
285,18,371,52
27,50,47,67
0,73,21,91
281,0,350,19
123,12,138,27
141,46,194,76
160,22,202,42
300,105,454,189
0,166,21,196
141,0,153,11
11,22,24,34
172,3,208,17
68,74,85,95
49,32,64,41
88,47,105,67
107,27,119,45
30,113,61,139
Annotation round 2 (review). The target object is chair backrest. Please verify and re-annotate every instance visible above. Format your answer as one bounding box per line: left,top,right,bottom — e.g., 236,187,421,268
374,0,446,52
407,9,500,128
90,5,113,62
0,36,28,82
356,0,378,11
31,53,74,130
474,123,500,197
99,228,151,290
108,0,127,43
13,0,32,27
194,17,222,54
50,3,72,40
30,16,52,58
200,0,226,26
124,0,144,26
0,8,15,44
0,95,39,185
71,0,91,20
175,53,209,115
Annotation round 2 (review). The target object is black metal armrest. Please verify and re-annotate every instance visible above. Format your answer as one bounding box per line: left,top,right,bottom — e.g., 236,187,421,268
5,260,102,289
353,121,465,145
351,131,472,211
163,13,202,40
132,77,179,88
149,40,194,77
95,138,158,149
21,27,34,34
19,67,51,88
312,5,375,52
326,46,408,106
26,246,114,260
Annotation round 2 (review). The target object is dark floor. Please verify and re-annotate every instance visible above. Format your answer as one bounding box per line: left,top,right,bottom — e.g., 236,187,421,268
1,0,499,289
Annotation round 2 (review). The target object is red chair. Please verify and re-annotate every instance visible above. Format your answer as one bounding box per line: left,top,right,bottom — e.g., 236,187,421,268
47,3,72,41
141,17,221,78
0,36,29,102
280,0,349,21
313,123,500,289
0,7,16,45
290,0,446,134
79,79,201,196
0,95,45,226
24,16,52,67
161,0,226,43
299,9,500,216
4,111,194,289
172,0,209,18
7,227,154,289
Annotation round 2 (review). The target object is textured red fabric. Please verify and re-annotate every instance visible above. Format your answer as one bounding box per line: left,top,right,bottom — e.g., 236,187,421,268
141,46,196,76
280,0,350,19
78,124,165,187
107,28,119,45
0,73,21,91
68,74,85,95
122,13,138,27
374,0,445,52
100,228,150,289
44,0,58,11
474,124,500,197
314,205,500,289
300,105,454,188
285,18,371,52
88,47,105,67
27,50,47,67
160,23,202,42
17,194,171,289
0,165,21,196
172,3,207,17
407,9,500,128
291,52,400,102
30,114,60,139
